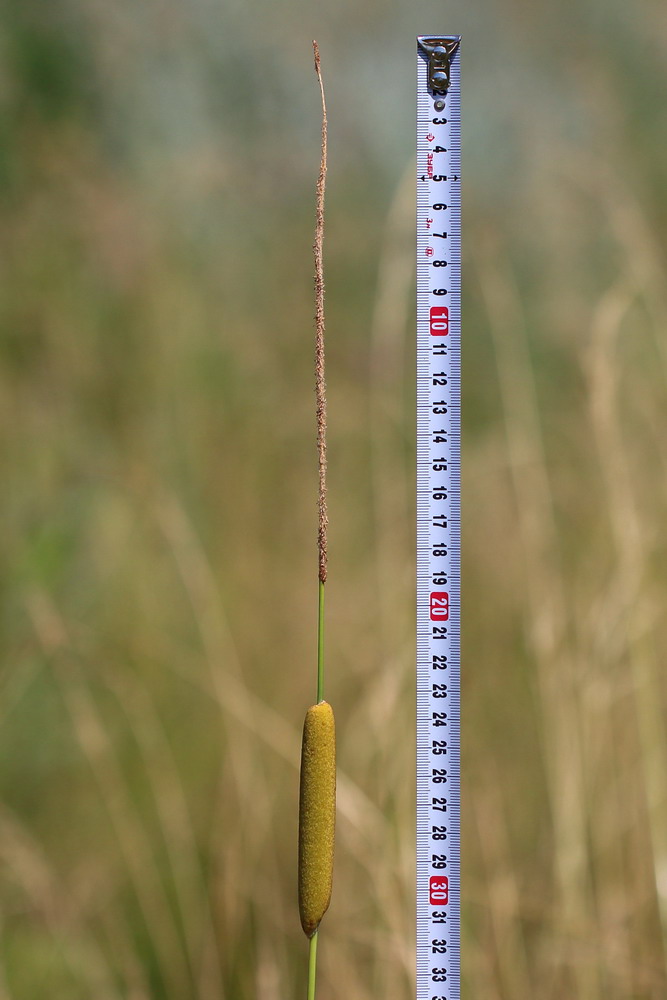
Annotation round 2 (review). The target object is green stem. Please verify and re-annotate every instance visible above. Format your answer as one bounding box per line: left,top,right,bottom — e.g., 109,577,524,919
317,579,325,703
307,931,318,1000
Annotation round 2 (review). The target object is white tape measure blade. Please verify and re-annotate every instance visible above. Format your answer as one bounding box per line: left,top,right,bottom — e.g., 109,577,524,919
416,35,461,1000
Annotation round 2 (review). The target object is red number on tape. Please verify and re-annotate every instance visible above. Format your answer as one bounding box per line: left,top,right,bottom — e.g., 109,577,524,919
430,876,449,905
430,306,449,335
430,593,449,621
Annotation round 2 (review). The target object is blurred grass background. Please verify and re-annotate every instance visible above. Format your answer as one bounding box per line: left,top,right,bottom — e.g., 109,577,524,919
1,0,667,997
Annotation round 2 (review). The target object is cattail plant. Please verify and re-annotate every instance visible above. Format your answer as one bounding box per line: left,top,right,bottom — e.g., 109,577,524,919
298,40,336,1000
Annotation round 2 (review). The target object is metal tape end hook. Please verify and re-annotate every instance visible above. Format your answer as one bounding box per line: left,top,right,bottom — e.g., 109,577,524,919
417,36,461,96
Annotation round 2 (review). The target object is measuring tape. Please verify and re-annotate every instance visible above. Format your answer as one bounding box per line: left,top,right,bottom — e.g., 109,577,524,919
416,35,461,1000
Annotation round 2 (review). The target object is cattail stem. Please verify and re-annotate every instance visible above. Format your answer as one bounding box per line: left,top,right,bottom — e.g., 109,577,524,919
307,932,318,1000
317,579,325,702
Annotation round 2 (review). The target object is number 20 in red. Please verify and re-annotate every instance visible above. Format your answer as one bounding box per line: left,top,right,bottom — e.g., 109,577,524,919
430,592,449,621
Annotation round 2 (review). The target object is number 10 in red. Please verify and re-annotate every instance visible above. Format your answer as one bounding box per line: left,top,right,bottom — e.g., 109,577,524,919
430,306,449,335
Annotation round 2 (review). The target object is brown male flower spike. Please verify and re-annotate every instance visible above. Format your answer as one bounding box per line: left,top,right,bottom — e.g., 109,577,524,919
313,39,328,587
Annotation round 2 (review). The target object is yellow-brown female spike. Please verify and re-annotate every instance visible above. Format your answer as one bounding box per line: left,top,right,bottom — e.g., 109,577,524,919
298,701,336,937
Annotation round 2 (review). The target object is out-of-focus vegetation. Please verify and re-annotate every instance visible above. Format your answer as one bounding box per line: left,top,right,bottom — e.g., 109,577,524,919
1,1,667,997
